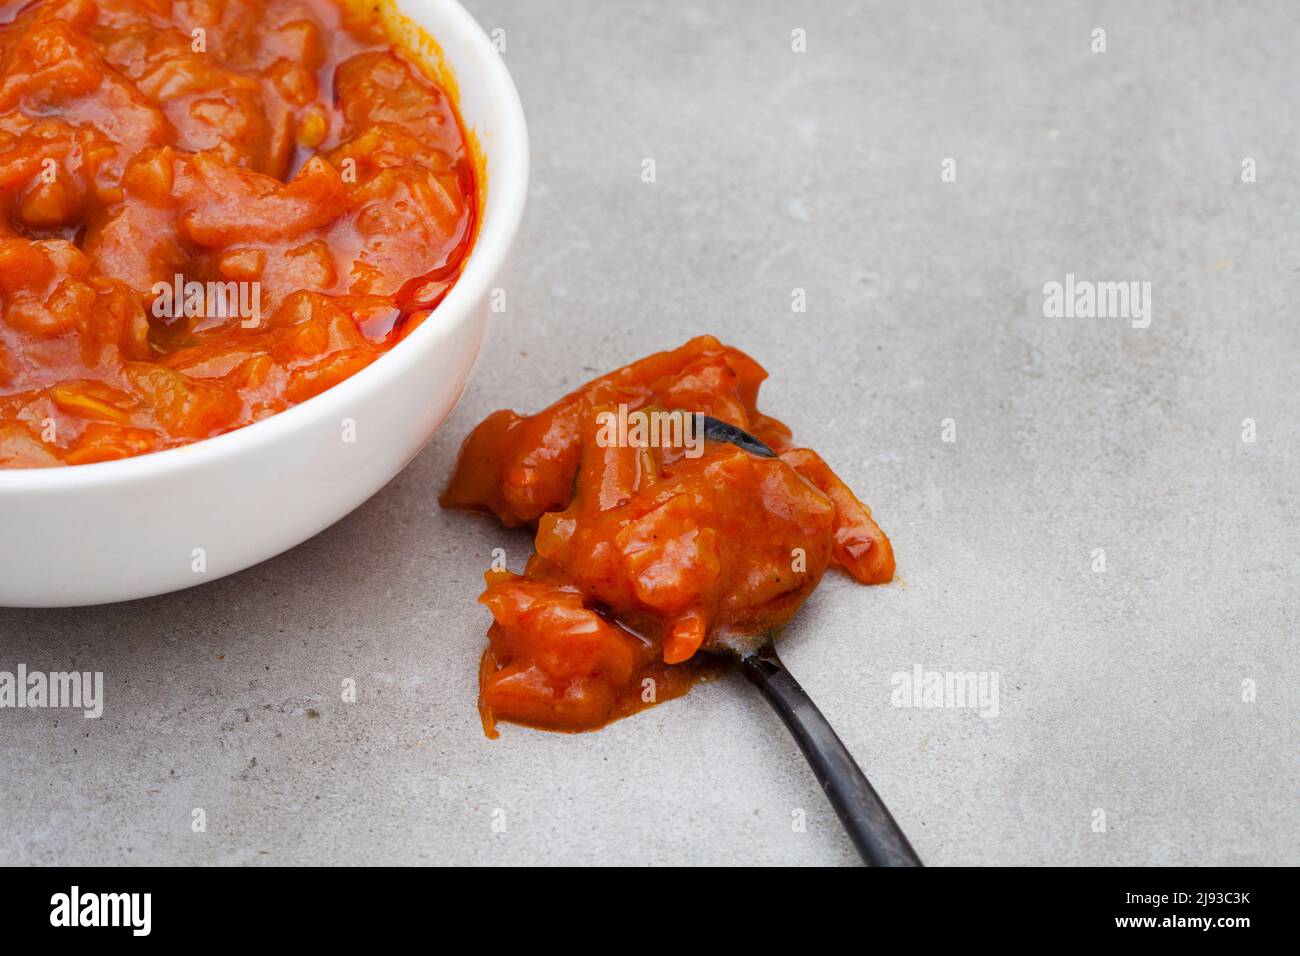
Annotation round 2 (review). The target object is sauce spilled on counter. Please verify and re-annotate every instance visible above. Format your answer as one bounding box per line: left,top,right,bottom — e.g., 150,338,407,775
442,336,895,737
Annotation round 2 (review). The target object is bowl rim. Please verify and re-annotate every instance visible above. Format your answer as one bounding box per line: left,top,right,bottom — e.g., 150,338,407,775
0,0,529,494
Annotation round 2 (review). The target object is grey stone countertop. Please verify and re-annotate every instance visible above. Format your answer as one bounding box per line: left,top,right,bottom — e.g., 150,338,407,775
1,0,1296,865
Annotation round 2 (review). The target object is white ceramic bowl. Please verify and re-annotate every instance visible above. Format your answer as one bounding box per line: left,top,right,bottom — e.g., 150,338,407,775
0,0,528,607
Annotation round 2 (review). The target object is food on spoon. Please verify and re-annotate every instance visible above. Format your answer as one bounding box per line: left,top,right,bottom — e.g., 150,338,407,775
0,0,477,467
442,336,895,736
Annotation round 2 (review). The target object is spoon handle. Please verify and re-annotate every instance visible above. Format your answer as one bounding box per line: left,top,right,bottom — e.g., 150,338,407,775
740,643,923,867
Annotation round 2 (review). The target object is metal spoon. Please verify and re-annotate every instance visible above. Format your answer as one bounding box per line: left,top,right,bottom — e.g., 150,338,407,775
698,414,923,867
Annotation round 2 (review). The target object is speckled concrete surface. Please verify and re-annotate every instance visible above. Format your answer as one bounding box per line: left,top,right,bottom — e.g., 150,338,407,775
1,0,1297,866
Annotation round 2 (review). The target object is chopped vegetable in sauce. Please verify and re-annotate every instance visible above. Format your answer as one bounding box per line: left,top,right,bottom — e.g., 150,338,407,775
0,0,477,467
443,336,895,736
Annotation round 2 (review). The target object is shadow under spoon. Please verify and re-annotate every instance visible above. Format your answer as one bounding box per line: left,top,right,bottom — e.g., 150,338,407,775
697,414,923,868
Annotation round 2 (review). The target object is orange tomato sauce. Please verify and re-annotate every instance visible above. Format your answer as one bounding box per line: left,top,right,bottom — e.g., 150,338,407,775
0,0,477,467
443,337,895,737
